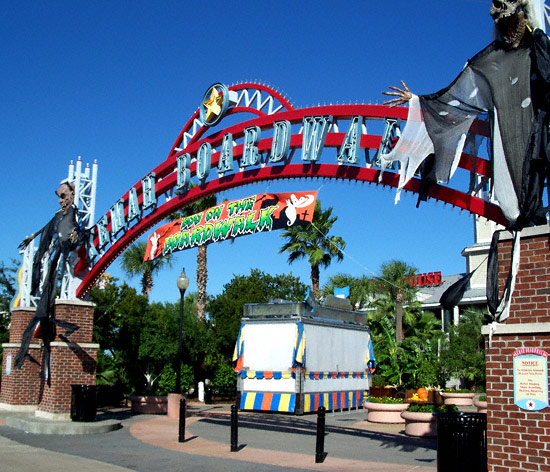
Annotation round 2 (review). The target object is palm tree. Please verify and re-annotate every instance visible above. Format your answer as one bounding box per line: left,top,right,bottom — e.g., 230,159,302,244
321,273,376,310
279,200,345,299
171,192,217,320
121,241,172,297
375,260,417,343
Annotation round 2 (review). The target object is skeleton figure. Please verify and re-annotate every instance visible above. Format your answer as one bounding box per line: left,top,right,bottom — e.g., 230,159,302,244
490,0,530,48
15,181,85,377
382,0,549,230
382,0,550,320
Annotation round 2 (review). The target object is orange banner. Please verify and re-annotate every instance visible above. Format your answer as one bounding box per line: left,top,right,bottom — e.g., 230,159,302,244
145,191,317,261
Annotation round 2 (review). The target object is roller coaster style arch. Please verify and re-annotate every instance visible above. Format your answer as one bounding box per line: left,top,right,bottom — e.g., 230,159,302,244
76,82,506,298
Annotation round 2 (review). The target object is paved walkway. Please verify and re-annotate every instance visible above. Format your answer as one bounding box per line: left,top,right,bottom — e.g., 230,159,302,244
0,404,437,472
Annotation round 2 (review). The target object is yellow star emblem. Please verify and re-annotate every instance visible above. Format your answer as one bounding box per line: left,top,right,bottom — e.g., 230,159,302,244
203,87,224,122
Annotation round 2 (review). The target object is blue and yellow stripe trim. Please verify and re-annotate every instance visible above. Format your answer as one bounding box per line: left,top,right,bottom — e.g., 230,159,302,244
238,370,294,379
237,370,366,380
240,392,296,412
240,390,364,413
307,371,365,380
302,390,363,413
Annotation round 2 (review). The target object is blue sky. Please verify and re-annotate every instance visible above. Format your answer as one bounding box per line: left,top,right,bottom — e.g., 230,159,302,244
1,1,496,303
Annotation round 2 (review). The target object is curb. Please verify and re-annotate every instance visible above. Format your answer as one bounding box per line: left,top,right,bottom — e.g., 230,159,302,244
6,415,122,435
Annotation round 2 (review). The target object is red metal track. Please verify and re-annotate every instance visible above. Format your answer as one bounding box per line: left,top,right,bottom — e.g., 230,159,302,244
76,84,503,297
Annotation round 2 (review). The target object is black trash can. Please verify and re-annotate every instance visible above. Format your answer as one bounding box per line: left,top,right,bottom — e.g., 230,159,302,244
71,384,98,422
436,411,487,472
204,385,213,404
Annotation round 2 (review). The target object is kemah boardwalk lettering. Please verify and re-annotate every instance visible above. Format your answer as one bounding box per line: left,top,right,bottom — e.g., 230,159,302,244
76,81,507,298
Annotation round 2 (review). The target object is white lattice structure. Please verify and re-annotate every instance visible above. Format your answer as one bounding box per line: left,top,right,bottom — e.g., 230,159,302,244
15,240,36,308
68,158,98,231
59,158,98,300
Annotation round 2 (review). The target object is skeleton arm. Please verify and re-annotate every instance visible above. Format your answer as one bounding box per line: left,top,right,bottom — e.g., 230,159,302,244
18,222,49,250
382,80,413,107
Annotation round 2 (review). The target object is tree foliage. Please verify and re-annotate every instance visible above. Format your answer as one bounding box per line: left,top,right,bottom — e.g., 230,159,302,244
207,269,307,358
170,191,217,320
375,260,418,343
0,260,17,367
120,241,172,296
279,200,345,298
321,273,377,310
367,260,445,388
89,267,307,398
440,308,486,390
90,281,205,395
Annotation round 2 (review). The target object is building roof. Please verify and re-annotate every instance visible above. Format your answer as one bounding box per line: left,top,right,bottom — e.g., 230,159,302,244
416,273,487,309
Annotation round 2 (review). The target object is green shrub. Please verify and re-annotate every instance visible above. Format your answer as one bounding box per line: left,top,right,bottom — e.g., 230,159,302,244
157,364,194,395
211,363,236,389
406,403,458,413
367,396,403,404
478,394,487,402
439,310,486,390
371,373,386,387
443,388,472,393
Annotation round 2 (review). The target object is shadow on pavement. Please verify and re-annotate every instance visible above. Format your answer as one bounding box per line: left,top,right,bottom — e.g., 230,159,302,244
192,409,437,454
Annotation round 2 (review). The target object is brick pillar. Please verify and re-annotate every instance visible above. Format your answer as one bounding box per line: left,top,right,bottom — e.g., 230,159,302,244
0,307,43,411
36,299,98,419
0,299,99,419
482,225,550,471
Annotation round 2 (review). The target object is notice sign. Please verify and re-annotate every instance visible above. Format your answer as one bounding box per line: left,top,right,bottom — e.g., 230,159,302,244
5,354,11,376
513,348,549,411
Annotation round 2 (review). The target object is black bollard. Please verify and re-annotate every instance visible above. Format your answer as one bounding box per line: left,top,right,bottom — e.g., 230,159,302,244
315,406,326,463
230,404,239,452
178,397,186,443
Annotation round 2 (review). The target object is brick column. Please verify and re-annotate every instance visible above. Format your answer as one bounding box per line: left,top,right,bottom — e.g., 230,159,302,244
0,307,43,411
36,299,98,419
0,299,99,419
482,225,550,471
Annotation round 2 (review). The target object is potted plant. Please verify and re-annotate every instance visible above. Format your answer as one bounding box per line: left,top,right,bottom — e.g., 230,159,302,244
401,403,458,437
405,386,443,404
474,394,487,413
365,396,408,423
130,364,194,415
441,388,475,406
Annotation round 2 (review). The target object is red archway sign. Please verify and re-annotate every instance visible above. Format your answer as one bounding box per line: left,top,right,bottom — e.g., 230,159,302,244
76,82,506,298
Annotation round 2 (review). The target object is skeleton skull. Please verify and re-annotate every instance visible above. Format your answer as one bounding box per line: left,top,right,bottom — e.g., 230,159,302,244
490,0,528,21
490,0,529,47
56,182,75,215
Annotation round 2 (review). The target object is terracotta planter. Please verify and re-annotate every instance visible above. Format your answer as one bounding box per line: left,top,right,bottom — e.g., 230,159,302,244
401,411,437,437
441,392,475,406
129,395,168,414
167,393,186,419
473,398,487,413
365,402,408,423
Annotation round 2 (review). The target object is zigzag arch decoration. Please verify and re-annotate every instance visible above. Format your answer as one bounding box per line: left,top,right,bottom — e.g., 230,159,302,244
76,82,506,298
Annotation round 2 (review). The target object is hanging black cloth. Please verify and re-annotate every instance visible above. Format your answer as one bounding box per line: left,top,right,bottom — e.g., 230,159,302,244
14,205,82,374
387,28,550,231
486,231,501,317
439,272,475,311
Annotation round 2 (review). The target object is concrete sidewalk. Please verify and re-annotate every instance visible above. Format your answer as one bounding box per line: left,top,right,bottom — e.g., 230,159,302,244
0,434,134,472
0,404,437,471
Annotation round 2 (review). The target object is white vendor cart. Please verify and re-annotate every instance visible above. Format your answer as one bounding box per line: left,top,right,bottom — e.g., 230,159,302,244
232,297,375,414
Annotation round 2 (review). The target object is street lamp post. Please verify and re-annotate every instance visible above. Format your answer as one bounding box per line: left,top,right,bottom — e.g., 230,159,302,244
176,268,189,394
